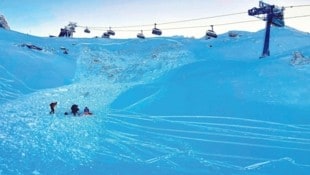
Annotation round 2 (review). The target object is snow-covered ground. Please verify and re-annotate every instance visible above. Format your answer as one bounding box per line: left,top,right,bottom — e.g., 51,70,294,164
0,27,309,175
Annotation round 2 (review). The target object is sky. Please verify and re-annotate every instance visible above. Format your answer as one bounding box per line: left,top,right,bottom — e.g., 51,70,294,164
0,0,309,38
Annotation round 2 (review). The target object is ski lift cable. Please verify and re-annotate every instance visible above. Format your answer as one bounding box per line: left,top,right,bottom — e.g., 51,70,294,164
156,12,246,25
253,14,310,22
110,12,247,29
75,4,309,30
111,5,309,28
74,5,310,33
285,14,310,19
284,4,310,8
75,11,248,30
161,19,261,31
76,14,310,33
116,14,310,31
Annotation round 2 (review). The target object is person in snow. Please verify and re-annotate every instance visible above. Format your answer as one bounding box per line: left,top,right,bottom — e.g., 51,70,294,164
49,102,57,114
83,107,92,115
71,104,79,116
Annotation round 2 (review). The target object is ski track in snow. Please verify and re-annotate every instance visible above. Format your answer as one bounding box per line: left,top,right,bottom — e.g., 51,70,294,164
0,28,310,174
0,66,32,103
102,111,310,172
0,37,199,174
3,87,309,174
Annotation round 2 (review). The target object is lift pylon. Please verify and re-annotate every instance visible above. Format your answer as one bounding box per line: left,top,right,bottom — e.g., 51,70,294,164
248,1,285,58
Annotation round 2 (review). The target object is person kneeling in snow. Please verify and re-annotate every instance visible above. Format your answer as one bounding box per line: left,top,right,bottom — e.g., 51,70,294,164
71,104,79,116
83,107,92,115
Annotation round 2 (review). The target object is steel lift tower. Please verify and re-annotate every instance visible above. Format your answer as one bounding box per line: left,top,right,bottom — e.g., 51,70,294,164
248,1,285,58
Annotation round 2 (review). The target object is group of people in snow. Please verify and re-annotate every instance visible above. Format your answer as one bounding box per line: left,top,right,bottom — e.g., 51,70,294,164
49,102,92,116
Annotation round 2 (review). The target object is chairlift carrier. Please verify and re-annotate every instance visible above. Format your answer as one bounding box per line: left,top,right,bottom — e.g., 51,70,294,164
102,32,110,38
107,27,115,36
206,25,217,38
84,27,90,33
137,30,145,39
152,23,162,35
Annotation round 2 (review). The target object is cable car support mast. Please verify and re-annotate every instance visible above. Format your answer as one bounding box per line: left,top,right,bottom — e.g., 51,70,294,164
248,1,285,58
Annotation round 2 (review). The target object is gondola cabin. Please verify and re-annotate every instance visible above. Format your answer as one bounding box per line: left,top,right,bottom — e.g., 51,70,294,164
206,30,217,38
205,25,217,39
107,27,115,36
84,28,90,33
102,32,110,38
152,28,162,35
137,30,145,39
152,23,162,35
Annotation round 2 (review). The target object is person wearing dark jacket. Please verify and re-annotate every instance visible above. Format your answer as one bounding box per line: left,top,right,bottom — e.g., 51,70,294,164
83,107,92,115
49,102,57,114
71,104,79,116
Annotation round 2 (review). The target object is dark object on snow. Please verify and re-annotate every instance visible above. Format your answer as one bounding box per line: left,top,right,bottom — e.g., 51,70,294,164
59,28,73,37
71,104,79,116
228,31,239,38
84,107,89,113
21,44,43,51
60,47,69,54
49,102,57,114
58,22,77,37
0,15,10,30
83,107,92,115
64,112,69,115
290,51,310,65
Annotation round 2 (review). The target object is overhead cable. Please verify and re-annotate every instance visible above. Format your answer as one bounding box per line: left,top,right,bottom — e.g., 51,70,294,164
75,5,310,33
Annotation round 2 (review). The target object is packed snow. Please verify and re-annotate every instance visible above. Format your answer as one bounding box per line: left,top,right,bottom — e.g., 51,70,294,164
0,26,309,175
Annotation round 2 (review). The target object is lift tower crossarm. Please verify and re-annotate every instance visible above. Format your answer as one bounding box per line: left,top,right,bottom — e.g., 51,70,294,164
248,2,274,16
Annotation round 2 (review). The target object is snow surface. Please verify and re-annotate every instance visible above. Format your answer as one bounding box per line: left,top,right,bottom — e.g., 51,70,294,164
0,27,310,175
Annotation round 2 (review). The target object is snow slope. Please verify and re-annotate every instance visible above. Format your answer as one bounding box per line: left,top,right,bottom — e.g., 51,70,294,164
0,27,310,175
